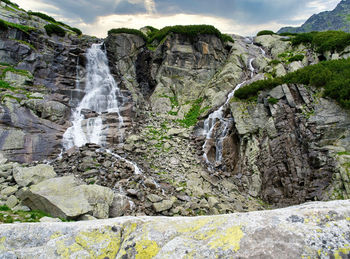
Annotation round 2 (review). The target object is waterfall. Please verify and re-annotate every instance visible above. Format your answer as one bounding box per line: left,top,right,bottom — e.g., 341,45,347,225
63,43,124,150
62,43,143,174
202,55,257,168
202,81,245,166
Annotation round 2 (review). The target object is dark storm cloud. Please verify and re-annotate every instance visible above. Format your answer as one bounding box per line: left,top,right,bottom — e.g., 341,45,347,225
33,0,340,25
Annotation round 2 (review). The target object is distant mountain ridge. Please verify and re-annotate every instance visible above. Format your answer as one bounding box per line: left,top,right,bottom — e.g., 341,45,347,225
278,0,350,33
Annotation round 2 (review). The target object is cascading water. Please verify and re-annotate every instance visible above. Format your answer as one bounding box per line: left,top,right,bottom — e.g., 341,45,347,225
63,43,124,150
202,57,256,168
62,43,142,174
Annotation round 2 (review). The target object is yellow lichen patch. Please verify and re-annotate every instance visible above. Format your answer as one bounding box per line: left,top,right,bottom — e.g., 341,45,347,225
334,245,350,259
135,240,160,259
56,239,84,259
0,236,6,251
346,217,350,221
176,218,213,233
50,232,62,240
208,226,244,251
193,227,217,240
74,228,121,259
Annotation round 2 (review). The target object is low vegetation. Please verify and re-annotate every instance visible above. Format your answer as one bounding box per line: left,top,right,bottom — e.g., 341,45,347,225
257,30,275,36
0,205,58,223
44,23,65,37
289,31,350,53
234,58,350,109
178,98,210,127
108,28,147,41
28,11,56,23
0,0,19,8
0,19,35,33
108,25,234,47
0,19,8,30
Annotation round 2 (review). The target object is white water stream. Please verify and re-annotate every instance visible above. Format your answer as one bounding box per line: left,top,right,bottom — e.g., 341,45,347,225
62,43,142,174
63,43,123,149
202,57,256,167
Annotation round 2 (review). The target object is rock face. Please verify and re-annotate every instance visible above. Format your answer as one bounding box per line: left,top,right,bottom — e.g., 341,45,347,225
221,84,350,207
0,200,349,258
278,0,350,33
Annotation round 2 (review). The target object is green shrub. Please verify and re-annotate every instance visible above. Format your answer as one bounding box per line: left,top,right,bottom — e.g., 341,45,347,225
269,60,281,65
288,54,304,62
148,25,233,44
235,58,350,109
28,11,56,23
108,28,147,41
268,97,279,105
0,19,8,30
291,31,350,53
0,19,35,33
0,0,19,8
279,32,298,37
71,27,82,35
257,30,275,36
44,24,65,37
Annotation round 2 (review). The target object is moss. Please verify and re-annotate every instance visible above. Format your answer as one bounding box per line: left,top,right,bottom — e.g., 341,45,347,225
337,151,350,156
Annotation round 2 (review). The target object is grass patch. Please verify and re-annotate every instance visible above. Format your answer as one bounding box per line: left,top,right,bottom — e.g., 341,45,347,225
289,31,350,53
257,30,275,36
148,25,234,44
13,39,36,50
0,0,19,8
338,151,350,156
178,98,209,127
234,58,350,109
44,23,65,37
70,27,82,36
288,54,304,62
28,11,56,23
1,66,32,79
0,19,35,33
108,28,147,41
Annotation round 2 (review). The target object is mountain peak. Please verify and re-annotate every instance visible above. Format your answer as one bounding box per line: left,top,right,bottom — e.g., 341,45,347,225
278,0,350,34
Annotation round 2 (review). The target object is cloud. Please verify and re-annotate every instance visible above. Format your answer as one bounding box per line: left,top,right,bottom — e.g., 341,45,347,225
11,0,342,37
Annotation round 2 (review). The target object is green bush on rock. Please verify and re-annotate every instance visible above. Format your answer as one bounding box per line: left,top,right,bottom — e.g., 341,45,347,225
257,30,275,36
108,28,147,41
0,19,8,30
28,11,56,23
290,31,350,53
44,24,65,37
234,58,350,109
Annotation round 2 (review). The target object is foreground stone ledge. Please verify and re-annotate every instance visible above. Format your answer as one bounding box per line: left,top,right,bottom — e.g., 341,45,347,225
0,200,349,258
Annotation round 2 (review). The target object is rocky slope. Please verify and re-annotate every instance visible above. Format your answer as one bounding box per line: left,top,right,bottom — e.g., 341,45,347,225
0,0,348,222
278,0,350,33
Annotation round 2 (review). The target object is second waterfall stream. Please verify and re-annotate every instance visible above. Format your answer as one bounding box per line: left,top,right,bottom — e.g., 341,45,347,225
62,43,142,173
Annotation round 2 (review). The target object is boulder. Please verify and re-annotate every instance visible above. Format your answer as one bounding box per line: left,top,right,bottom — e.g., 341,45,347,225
109,194,130,218
20,176,92,219
0,200,349,258
13,164,56,187
80,184,114,219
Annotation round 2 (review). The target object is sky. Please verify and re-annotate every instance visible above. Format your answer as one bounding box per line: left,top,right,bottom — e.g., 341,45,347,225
11,0,341,37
